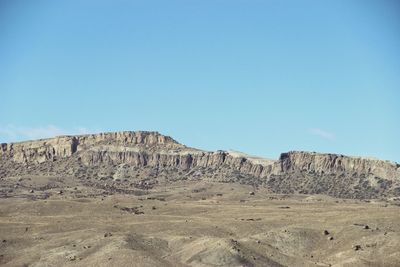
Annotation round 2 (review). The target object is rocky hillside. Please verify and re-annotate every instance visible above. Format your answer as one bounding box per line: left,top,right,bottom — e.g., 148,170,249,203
1,131,399,199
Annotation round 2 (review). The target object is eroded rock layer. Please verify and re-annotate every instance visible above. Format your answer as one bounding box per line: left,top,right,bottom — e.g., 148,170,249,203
1,131,399,198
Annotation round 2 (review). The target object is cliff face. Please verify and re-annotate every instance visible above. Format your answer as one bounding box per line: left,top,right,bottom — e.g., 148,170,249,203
1,131,399,198
279,151,400,181
0,131,183,164
0,133,269,179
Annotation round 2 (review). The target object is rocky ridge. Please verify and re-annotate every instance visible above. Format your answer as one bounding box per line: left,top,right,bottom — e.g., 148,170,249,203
1,131,399,198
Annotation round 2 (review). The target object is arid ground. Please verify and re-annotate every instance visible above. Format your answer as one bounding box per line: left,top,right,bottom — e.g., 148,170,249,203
1,175,399,267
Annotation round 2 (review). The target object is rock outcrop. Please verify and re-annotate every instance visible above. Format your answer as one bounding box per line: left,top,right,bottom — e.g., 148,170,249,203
0,131,182,164
1,131,399,198
279,151,400,181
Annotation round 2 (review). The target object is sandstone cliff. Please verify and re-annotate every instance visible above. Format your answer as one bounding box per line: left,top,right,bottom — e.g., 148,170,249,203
1,131,399,198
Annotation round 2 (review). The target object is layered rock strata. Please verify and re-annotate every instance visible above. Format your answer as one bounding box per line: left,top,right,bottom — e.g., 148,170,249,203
1,131,399,198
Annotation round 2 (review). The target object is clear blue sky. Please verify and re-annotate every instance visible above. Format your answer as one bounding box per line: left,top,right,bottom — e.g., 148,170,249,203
1,0,399,162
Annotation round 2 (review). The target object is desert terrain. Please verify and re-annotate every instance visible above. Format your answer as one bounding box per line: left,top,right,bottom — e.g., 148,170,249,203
1,131,400,266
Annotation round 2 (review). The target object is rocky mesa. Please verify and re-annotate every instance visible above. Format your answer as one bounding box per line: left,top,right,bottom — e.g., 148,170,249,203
1,131,399,199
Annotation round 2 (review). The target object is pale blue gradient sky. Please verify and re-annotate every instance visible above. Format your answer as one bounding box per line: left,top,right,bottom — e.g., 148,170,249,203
1,0,399,162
